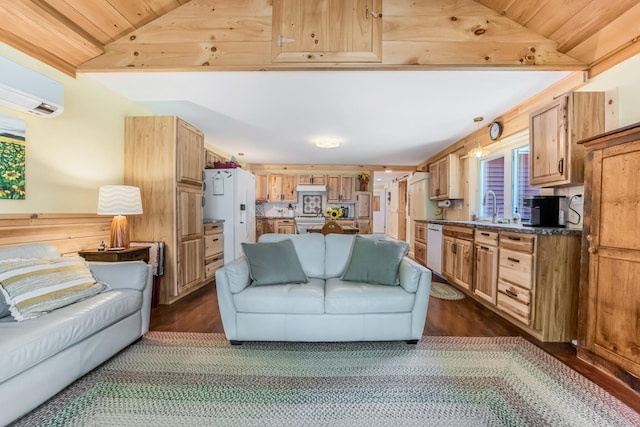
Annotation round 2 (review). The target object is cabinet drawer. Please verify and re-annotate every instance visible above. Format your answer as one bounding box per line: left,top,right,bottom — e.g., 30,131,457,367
205,255,224,279
415,222,427,242
204,223,223,235
414,241,426,266
497,281,531,325
443,225,474,240
475,229,498,246
498,248,533,289
205,234,224,258
499,232,535,253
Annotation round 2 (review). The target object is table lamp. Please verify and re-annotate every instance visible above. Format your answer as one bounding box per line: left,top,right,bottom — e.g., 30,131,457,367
97,185,143,249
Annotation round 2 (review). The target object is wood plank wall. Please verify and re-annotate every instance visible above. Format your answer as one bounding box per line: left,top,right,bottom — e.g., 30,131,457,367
0,214,111,254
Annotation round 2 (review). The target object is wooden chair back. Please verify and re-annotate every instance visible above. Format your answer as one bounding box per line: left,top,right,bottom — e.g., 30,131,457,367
321,221,344,235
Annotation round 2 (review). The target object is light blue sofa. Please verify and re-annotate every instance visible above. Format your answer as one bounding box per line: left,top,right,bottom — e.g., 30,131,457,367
0,243,152,425
215,233,432,343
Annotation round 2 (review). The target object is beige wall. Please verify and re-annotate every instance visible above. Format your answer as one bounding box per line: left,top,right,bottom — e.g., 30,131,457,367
0,43,152,214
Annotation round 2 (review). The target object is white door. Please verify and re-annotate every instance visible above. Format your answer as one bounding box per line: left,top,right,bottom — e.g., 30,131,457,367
372,189,386,233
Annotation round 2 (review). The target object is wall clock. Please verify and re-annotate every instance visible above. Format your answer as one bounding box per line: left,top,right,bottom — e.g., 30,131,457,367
489,121,503,140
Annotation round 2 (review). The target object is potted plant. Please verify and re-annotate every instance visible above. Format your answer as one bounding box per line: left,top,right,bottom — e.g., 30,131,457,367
357,172,370,191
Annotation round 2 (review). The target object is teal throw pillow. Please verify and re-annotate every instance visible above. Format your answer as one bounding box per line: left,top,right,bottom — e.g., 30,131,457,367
341,236,409,286
242,239,308,286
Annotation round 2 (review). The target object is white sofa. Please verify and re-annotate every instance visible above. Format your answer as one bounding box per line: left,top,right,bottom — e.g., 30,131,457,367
0,243,153,426
215,233,432,343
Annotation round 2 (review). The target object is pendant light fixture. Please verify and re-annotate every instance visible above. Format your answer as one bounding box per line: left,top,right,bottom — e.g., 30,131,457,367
467,116,490,159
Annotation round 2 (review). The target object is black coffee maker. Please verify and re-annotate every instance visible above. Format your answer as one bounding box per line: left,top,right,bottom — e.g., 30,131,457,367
522,196,567,227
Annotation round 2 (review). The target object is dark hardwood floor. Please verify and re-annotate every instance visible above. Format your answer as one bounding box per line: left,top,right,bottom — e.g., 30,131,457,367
150,280,640,414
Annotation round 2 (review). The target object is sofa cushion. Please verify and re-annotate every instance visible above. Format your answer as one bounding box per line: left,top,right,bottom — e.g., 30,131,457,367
242,239,308,286
0,289,141,384
324,234,357,279
341,236,409,286
259,233,325,279
325,278,415,314
0,256,110,321
233,278,325,314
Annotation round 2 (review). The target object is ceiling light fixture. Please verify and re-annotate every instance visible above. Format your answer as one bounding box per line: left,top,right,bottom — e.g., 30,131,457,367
315,136,340,149
467,116,490,159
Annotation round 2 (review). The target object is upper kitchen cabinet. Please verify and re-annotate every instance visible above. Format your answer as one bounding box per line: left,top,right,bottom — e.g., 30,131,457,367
255,173,269,202
327,175,355,203
268,174,297,202
429,154,461,200
272,0,382,63
529,92,604,187
298,174,326,185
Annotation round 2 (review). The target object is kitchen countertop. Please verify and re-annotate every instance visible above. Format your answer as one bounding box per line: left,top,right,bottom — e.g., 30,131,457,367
203,219,225,224
425,219,582,236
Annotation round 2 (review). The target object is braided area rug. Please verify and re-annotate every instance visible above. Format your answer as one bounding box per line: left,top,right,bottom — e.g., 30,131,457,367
13,333,640,427
429,281,465,300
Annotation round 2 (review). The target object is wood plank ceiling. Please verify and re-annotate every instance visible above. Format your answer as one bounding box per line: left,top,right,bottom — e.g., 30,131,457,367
0,0,639,76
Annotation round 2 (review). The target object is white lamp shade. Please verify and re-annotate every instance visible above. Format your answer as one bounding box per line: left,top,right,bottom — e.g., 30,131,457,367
97,185,143,215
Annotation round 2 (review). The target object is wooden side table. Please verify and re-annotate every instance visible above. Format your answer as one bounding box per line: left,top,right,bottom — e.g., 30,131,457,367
78,246,150,263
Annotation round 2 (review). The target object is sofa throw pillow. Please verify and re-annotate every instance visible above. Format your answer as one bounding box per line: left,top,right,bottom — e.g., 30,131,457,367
0,256,110,321
242,239,308,286
342,236,409,286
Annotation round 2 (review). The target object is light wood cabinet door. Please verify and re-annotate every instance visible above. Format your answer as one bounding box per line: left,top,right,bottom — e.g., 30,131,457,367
428,154,461,200
178,238,204,293
340,175,355,202
275,219,297,234
255,174,269,202
282,175,298,202
177,185,203,240
529,97,567,186
326,175,355,203
298,174,326,185
442,236,456,280
580,128,640,377
355,192,371,219
268,174,283,201
530,92,604,187
475,243,498,304
455,238,474,291
272,0,382,63
176,119,204,185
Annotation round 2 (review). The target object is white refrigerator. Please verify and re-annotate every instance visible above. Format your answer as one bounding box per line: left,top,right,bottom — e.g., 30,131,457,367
203,168,256,264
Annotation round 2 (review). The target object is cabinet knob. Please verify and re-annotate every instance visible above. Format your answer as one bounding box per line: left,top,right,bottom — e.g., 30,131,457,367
588,246,598,254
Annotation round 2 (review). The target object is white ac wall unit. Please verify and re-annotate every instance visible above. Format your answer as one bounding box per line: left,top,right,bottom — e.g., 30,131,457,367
0,55,64,118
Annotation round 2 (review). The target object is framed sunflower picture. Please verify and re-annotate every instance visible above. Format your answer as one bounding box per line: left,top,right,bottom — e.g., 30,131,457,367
0,114,26,199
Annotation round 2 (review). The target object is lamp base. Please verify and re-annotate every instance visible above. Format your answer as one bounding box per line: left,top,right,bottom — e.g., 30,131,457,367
110,215,130,249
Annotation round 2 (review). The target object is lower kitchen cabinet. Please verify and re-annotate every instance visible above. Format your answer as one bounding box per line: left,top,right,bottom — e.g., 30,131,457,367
439,223,581,342
413,221,427,266
442,226,474,291
204,223,224,281
474,230,498,304
275,219,297,234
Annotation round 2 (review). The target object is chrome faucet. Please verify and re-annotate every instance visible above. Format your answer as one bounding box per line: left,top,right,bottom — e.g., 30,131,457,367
483,190,498,223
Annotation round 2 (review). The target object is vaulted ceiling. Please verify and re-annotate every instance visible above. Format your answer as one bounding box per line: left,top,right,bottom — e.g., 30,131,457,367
1,0,639,76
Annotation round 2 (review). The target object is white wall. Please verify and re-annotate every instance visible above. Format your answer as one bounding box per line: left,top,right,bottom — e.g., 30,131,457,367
0,43,152,213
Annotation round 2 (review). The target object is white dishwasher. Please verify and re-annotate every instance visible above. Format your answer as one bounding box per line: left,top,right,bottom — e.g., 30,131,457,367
426,223,443,275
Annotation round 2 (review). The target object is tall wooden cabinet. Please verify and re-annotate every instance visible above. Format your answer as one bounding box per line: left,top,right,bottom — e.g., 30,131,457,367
578,123,640,379
125,116,205,305
529,92,604,187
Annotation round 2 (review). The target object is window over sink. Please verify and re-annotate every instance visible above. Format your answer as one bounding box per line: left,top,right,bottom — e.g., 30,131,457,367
477,133,541,222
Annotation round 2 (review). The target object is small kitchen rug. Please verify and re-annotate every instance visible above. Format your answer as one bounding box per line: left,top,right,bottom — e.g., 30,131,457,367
12,333,640,426
430,281,465,300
